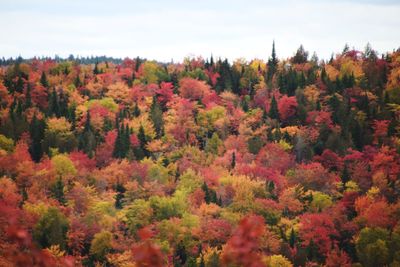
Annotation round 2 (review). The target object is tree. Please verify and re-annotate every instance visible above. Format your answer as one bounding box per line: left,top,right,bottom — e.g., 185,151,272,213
79,111,96,158
40,71,49,88
29,114,45,162
221,215,266,266
292,45,309,64
356,227,390,267
267,41,279,80
33,207,69,250
269,95,280,120
50,176,66,205
90,231,113,262
150,96,164,138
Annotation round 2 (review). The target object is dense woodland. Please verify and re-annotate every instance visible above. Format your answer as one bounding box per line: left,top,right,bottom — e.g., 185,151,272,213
1,43,400,267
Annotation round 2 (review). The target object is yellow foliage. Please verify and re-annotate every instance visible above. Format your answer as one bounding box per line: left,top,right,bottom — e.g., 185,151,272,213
325,65,340,80
106,81,130,104
47,117,71,133
266,255,293,267
340,57,364,79
303,85,320,104
46,245,65,258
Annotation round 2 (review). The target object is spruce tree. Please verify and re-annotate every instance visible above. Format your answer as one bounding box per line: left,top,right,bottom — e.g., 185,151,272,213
269,95,280,120
24,83,32,109
48,88,60,117
40,71,49,88
150,96,164,138
29,113,45,162
267,40,278,80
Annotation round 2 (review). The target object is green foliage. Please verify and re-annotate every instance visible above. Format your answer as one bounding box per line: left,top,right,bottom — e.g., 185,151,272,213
0,134,14,152
205,132,223,155
356,227,390,267
33,207,69,249
51,154,77,177
90,230,113,261
124,199,153,235
309,191,332,212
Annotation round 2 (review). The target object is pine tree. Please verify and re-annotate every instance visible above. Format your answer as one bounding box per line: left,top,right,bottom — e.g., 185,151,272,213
150,96,164,138
341,164,350,185
267,41,278,80
114,183,126,209
40,71,49,88
202,182,211,204
24,83,32,109
289,228,296,248
174,241,187,266
269,95,280,120
79,111,96,158
93,62,100,75
74,74,82,88
51,176,66,205
29,113,45,162
231,152,236,170
48,88,60,117
137,125,149,158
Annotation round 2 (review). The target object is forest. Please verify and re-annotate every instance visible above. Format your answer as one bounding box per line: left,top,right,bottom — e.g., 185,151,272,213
0,43,400,267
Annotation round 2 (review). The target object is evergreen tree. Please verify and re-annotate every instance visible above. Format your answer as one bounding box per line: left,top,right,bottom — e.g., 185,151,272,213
114,183,126,209
341,164,350,185
289,228,296,248
137,125,149,158
40,71,49,88
51,176,66,205
202,182,211,204
150,96,164,138
269,95,280,120
231,151,236,170
24,83,32,109
74,74,82,88
267,40,278,80
174,241,187,266
29,114,45,162
93,62,100,75
48,88,60,117
79,111,96,158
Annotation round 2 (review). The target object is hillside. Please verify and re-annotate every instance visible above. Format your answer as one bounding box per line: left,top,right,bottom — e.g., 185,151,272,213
1,44,400,266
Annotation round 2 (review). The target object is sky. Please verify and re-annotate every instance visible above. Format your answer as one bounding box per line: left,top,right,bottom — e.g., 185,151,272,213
1,0,399,62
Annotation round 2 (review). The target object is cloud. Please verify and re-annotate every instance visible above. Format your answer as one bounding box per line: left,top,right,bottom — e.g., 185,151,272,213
0,0,399,62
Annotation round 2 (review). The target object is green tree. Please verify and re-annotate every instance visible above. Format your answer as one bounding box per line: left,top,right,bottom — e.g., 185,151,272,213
356,227,390,267
90,231,113,262
150,96,164,138
33,207,69,249
40,71,49,88
269,95,280,120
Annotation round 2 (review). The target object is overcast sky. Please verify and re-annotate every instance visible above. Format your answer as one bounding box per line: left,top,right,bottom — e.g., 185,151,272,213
1,0,399,62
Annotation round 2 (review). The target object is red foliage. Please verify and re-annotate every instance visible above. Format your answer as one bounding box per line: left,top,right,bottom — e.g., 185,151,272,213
299,213,338,256
179,77,210,100
325,246,351,267
197,218,232,245
69,151,96,172
132,240,164,267
278,95,298,121
256,143,294,174
31,84,49,110
221,215,266,267
370,146,400,182
372,120,389,145
355,196,394,228
156,82,174,106
313,149,343,172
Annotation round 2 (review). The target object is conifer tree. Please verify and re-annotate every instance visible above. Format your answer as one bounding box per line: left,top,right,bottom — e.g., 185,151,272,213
150,96,164,138
269,95,280,120
40,71,49,88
